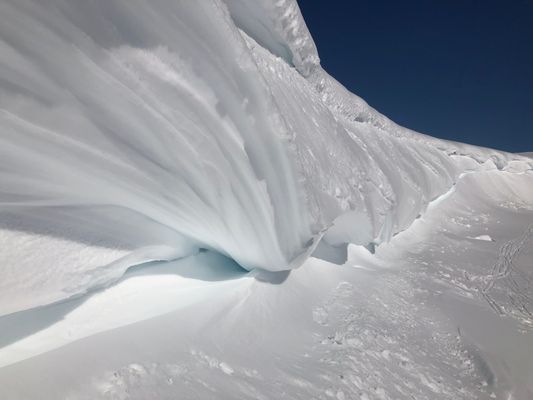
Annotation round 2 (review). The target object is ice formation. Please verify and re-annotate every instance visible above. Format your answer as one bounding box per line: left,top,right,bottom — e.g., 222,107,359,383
0,0,532,316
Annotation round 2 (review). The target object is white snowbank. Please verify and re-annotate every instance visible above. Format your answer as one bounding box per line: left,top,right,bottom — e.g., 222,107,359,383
0,0,532,314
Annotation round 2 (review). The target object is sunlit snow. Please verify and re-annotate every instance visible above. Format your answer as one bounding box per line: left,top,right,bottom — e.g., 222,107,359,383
0,0,532,399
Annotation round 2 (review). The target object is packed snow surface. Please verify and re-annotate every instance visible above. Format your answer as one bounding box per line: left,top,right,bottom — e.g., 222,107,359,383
0,0,533,398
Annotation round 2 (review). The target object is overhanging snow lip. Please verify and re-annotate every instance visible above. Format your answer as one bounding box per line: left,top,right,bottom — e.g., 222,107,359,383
223,0,320,76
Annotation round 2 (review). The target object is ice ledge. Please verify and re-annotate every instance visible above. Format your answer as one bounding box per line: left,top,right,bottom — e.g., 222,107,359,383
223,0,319,76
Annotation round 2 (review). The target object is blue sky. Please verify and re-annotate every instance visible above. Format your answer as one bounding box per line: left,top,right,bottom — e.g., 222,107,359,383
299,0,533,152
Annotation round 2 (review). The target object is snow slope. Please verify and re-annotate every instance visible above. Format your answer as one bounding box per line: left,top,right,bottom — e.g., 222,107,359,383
1,0,531,315
1,1,533,397
1,164,532,399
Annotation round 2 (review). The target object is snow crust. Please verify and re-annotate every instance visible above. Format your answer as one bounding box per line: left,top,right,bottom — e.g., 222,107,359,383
0,0,532,314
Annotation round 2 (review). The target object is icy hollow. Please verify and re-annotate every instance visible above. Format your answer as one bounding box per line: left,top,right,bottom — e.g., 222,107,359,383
0,0,531,314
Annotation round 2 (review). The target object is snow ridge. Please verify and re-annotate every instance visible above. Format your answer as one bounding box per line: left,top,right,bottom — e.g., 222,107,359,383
0,0,532,315
224,0,320,76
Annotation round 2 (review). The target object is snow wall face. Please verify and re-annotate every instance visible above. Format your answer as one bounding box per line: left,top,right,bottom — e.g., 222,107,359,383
0,0,316,274
0,0,530,311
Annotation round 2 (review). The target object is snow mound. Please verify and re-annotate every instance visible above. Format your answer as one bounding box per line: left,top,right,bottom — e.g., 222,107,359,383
0,0,532,313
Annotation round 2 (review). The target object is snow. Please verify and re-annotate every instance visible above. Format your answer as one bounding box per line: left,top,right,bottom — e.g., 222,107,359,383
0,0,315,303
0,0,533,398
0,251,249,368
224,0,320,76
1,168,532,399
1,0,531,310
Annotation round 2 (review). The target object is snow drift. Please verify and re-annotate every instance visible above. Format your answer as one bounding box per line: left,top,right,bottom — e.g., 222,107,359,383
0,0,531,314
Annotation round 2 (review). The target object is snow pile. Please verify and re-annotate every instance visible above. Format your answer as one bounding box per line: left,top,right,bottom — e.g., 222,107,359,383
0,0,532,314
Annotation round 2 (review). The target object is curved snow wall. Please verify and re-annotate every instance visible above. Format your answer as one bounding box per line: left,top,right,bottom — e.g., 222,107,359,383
1,0,530,313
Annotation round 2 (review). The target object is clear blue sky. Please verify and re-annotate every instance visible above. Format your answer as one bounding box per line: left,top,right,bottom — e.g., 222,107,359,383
298,0,533,153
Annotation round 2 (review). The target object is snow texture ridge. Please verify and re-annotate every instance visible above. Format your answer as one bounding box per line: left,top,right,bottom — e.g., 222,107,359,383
0,0,532,314
224,0,320,77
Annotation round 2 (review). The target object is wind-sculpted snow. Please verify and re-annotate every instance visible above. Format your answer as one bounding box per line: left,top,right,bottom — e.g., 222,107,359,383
0,0,532,314
0,0,315,314
224,0,320,77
